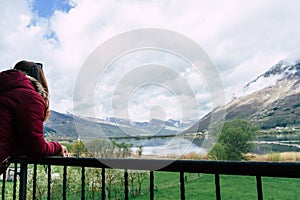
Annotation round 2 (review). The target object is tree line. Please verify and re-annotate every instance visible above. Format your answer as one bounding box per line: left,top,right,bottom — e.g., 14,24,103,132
65,119,257,162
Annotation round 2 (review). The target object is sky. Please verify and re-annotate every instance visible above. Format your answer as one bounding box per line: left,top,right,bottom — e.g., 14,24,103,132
0,0,300,122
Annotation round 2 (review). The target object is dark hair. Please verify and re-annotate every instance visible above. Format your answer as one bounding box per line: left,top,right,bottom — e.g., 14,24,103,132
14,60,50,120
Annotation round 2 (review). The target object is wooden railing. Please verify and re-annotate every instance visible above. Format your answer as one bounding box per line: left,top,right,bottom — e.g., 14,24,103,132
1,157,300,200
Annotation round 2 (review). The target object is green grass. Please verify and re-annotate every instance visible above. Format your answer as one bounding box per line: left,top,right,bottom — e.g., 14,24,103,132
261,177,300,200
132,173,300,200
1,170,300,199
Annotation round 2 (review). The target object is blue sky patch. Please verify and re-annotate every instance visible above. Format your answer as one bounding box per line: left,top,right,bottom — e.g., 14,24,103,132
31,0,75,19
28,0,75,43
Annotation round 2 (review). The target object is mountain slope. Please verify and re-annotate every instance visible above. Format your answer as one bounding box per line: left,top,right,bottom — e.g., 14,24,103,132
44,111,132,140
195,60,300,131
44,111,194,140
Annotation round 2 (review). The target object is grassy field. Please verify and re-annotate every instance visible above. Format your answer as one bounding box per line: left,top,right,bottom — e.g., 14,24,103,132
1,169,300,199
128,172,300,200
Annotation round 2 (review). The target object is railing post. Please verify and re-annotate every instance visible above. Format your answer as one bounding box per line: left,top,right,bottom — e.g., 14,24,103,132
101,168,105,200
215,173,221,200
33,164,37,200
19,162,28,200
47,165,51,200
150,171,154,200
180,171,185,200
81,166,85,200
13,162,18,200
2,171,6,200
124,170,129,200
63,165,67,200
256,176,263,200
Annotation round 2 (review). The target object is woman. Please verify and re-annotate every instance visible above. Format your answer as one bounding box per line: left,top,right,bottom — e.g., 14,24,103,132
0,60,68,174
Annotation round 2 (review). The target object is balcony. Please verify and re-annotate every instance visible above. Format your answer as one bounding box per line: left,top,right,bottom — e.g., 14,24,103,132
1,157,300,200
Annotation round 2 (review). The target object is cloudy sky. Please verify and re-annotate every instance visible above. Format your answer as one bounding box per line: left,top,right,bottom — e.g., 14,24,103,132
1,0,299,122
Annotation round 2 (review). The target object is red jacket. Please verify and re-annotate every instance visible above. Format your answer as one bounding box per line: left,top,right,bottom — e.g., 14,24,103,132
0,70,62,168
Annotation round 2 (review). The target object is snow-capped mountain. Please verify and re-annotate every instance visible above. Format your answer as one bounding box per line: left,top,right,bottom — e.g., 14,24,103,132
44,111,195,140
46,59,300,138
192,59,300,132
241,59,300,96
101,117,195,135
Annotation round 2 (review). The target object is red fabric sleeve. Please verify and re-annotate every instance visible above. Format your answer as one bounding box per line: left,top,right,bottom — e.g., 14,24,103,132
15,93,62,156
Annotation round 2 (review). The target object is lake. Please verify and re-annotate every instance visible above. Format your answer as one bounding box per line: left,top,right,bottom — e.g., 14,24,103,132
116,136,300,157
116,136,207,157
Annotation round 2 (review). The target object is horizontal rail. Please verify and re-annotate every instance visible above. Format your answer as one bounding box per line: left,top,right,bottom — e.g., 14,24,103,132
10,156,300,178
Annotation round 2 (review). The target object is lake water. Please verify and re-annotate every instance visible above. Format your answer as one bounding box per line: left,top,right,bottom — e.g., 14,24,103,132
117,137,300,157
117,136,207,157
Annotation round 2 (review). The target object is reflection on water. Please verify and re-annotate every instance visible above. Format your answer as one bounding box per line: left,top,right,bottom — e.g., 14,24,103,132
116,137,300,157
252,140,300,154
117,136,206,157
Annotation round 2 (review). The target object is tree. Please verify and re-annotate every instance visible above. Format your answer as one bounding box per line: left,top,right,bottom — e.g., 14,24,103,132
209,119,257,160
137,171,148,195
208,143,227,160
129,171,138,196
112,140,133,158
136,145,143,158
66,140,89,157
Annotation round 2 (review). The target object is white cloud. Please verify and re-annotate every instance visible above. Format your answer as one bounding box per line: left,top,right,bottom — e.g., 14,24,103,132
1,0,300,121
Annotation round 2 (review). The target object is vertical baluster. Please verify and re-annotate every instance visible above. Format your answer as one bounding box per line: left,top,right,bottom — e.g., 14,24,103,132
150,171,154,200
32,164,37,200
2,170,6,200
13,163,17,200
101,168,105,200
215,174,221,200
256,176,263,200
19,162,28,200
124,170,128,200
63,165,67,200
180,171,185,200
47,165,51,200
81,166,85,200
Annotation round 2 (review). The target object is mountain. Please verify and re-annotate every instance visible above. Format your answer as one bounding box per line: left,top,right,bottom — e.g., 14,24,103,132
103,117,193,130
133,118,194,135
45,60,300,138
194,59,300,132
44,111,195,140
242,60,300,96
44,111,133,140
44,111,78,139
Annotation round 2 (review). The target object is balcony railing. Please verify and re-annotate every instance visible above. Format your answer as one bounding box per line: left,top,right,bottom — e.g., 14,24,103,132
1,156,300,200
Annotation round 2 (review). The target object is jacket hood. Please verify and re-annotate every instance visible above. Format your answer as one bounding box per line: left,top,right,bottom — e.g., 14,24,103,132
0,70,46,97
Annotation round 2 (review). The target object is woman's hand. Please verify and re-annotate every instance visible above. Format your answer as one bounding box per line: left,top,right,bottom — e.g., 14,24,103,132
58,145,69,157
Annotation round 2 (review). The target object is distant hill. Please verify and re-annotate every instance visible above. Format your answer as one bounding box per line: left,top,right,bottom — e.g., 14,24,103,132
44,111,195,140
194,59,300,132
44,111,78,139
44,111,129,140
